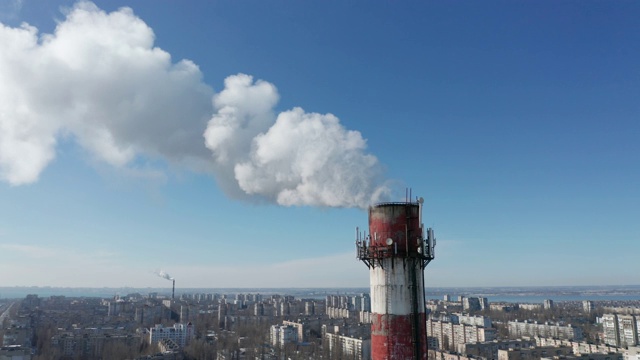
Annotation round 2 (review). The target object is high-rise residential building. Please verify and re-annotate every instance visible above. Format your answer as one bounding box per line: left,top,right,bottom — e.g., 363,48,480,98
463,297,482,312
304,301,315,315
519,304,543,310
279,319,320,344
148,323,193,348
326,293,370,319
602,313,640,348
179,305,191,323
534,336,623,355
618,315,639,347
359,293,371,312
23,294,40,309
508,320,583,341
603,314,621,347
254,303,264,316
270,325,298,347
498,346,573,360
430,312,460,324
604,307,640,315
459,339,536,359
457,313,492,328
479,297,489,310
279,301,291,316
427,319,496,351
325,333,371,360
544,299,554,310
584,301,595,314
218,303,228,329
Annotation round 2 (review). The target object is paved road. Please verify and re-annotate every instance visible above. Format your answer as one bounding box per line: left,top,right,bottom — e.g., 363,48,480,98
0,301,15,325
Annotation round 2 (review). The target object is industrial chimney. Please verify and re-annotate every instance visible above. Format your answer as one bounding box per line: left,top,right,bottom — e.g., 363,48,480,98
172,279,175,300
356,197,435,360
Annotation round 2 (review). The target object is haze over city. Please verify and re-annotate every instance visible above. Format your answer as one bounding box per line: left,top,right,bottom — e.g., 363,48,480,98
0,1,638,288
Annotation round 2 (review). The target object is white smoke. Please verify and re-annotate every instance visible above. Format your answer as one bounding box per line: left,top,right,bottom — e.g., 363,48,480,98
204,74,389,207
0,2,389,208
155,270,173,281
242,107,385,207
0,2,213,184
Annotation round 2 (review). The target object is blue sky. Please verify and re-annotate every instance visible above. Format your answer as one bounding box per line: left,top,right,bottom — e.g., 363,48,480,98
0,1,638,288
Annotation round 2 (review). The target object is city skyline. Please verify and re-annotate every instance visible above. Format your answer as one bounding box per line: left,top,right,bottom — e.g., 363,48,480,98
0,1,638,288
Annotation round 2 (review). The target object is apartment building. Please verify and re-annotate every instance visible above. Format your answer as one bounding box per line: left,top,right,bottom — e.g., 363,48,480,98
325,333,371,360
270,325,298,347
458,339,536,359
427,319,496,351
498,346,573,360
603,314,640,347
457,313,493,328
508,320,583,341
148,323,193,347
535,336,622,355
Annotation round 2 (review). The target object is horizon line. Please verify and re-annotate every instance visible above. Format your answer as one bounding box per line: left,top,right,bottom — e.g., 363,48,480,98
1,284,639,289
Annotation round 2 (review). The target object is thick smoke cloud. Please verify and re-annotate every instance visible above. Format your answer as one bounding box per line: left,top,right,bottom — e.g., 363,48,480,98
0,2,213,184
0,2,388,208
204,75,388,207
238,107,386,207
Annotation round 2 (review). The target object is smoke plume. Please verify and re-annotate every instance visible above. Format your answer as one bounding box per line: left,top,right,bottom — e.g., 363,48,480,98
205,75,389,207
0,2,388,208
155,270,173,281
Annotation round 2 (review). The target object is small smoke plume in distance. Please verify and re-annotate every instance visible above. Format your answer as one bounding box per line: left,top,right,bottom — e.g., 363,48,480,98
0,2,389,208
155,270,173,281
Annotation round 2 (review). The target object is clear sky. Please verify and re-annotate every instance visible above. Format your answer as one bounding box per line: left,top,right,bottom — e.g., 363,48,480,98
0,1,638,289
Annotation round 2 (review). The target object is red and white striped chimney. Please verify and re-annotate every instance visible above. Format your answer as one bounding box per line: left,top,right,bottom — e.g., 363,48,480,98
356,199,435,360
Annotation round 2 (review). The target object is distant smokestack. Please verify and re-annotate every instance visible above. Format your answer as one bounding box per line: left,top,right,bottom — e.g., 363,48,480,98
154,270,175,299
